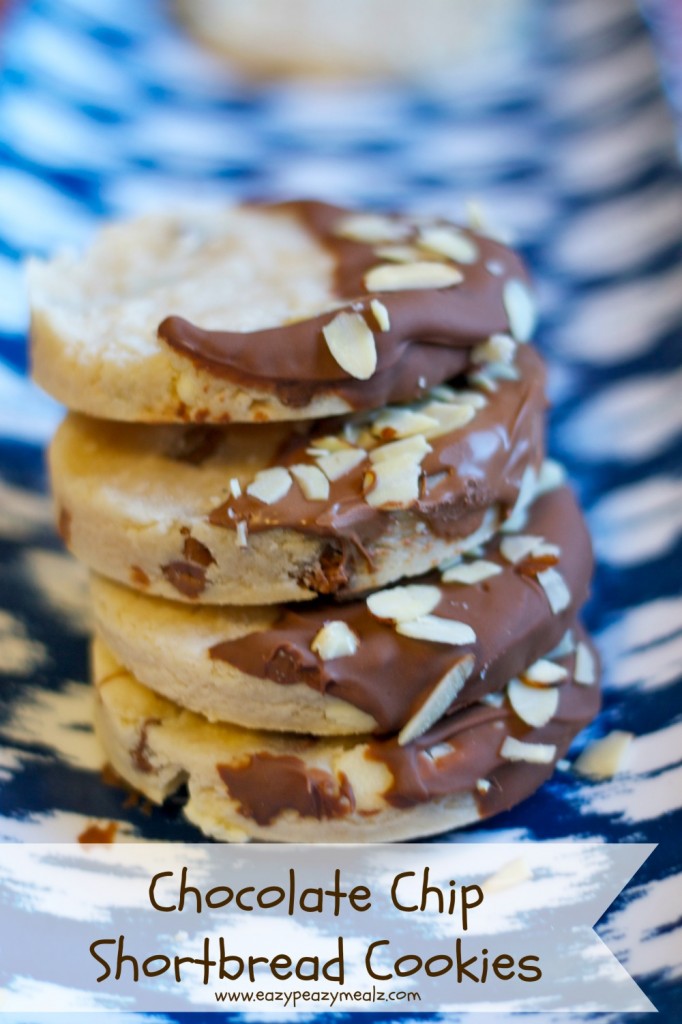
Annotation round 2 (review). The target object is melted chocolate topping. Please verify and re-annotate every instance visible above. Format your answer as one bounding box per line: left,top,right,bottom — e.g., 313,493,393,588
211,486,591,733
208,344,546,590
216,634,600,826
158,200,531,411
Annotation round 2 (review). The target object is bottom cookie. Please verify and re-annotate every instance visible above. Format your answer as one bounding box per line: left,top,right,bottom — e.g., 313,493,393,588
93,633,600,843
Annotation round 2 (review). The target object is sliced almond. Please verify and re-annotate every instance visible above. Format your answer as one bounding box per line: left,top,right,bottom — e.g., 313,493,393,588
574,642,597,685
316,447,366,482
246,467,292,505
500,736,557,765
398,655,475,746
537,568,571,614
310,621,359,660
536,459,566,496
308,435,352,453
483,858,532,893
419,400,476,438
472,333,516,365
418,225,479,264
476,778,492,794
441,560,502,585
500,534,544,564
335,213,410,244
370,299,390,332
500,466,538,534
229,477,242,499
396,616,476,646
469,371,498,393
363,455,422,509
365,262,464,292
367,584,441,623
503,279,536,342
369,433,431,464
546,630,575,660
236,520,248,548
290,464,330,501
522,658,568,686
508,678,559,727
482,691,505,708
371,408,439,441
573,731,632,780
425,742,456,761
322,311,377,380
374,244,422,263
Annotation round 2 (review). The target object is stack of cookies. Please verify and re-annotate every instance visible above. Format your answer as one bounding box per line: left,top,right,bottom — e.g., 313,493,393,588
29,200,600,842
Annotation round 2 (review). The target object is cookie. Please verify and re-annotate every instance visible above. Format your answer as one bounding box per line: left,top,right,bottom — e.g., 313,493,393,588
50,343,545,605
91,484,591,736
93,631,600,843
29,200,534,424
176,0,522,80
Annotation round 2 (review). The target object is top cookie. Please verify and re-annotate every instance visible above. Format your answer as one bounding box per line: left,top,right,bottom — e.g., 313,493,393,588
28,200,535,423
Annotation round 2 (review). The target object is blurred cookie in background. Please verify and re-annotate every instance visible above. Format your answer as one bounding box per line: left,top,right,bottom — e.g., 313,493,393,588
175,0,529,79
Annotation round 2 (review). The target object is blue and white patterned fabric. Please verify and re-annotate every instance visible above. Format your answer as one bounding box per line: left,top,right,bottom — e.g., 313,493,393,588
0,0,680,1019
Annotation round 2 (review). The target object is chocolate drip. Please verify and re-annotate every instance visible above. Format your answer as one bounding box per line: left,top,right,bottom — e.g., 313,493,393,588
158,200,531,411
218,754,355,826
216,639,599,826
208,344,546,582
211,487,591,733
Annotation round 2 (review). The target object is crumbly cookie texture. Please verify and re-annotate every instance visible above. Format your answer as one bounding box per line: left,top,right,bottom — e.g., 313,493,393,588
49,345,545,606
93,634,599,844
90,484,592,737
29,200,533,423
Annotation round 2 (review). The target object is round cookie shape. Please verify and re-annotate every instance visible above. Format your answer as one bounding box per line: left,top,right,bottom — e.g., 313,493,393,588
29,200,534,423
91,485,592,736
50,345,545,605
93,632,600,843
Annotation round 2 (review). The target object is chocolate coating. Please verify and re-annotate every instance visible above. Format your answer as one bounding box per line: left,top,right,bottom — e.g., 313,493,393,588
158,200,531,411
216,633,600,827
208,343,546,591
211,486,592,734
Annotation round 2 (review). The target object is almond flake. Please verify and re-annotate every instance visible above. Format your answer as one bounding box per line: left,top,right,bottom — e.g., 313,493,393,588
322,311,377,380
522,658,568,686
500,534,544,565
482,692,505,708
316,447,366,482
536,459,566,496
367,584,441,623
290,464,330,501
371,408,439,441
419,401,476,438
472,333,516,365
441,560,502,585
374,244,422,263
364,457,422,509
398,655,475,746
469,371,498,393
537,567,571,614
335,213,410,244
369,433,431,464
546,630,575,660
246,467,292,505
488,362,521,382
365,261,464,292
370,299,390,331
426,742,456,761
573,731,632,780
236,520,248,548
508,678,559,727
310,621,359,660
419,225,479,264
500,466,537,534
229,477,242,498
483,858,532,893
503,279,536,342
308,435,352,453
476,778,492,794
500,736,557,765
396,616,476,646
574,642,597,685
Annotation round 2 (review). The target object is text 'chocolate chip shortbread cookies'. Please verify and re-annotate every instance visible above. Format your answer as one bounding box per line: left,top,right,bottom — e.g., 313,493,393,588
34,198,601,843
29,200,534,424
50,344,545,604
